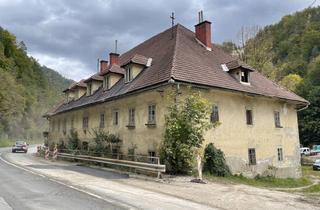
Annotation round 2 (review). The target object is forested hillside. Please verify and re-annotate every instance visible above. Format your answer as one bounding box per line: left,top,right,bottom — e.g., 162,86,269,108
0,27,73,142
222,7,320,146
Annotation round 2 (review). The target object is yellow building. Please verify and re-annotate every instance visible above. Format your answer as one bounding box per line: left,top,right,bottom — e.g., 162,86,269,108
45,18,308,178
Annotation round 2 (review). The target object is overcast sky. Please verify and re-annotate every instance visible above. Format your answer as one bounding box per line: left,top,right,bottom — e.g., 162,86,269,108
0,0,318,81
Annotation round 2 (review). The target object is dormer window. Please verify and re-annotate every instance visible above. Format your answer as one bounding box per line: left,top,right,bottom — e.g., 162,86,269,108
125,67,133,82
104,75,110,89
87,83,92,95
240,69,249,84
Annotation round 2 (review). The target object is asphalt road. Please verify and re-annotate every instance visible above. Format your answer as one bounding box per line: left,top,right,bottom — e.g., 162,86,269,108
0,147,126,210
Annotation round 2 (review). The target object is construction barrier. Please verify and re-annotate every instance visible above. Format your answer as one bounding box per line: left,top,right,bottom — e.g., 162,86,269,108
52,145,58,161
44,148,50,160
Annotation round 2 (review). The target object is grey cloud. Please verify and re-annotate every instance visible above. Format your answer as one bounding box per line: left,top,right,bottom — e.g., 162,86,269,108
0,0,317,80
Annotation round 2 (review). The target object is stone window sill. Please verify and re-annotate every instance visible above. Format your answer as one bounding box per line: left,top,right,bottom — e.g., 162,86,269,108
145,123,156,128
126,125,135,129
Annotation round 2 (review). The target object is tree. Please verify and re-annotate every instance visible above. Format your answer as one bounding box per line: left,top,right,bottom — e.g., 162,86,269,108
160,89,215,174
279,74,303,91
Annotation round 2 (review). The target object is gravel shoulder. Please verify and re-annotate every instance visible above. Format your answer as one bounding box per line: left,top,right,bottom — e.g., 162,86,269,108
3,147,320,210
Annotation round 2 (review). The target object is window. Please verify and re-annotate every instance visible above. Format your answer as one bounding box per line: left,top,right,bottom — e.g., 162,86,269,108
128,108,135,126
148,151,157,164
210,105,219,123
125,67,132,82
240,69,249,83
52,120,55,132
248,148,256,165
277,148,283,161
246,109,253,125
83,116,89,129
148,105,156,124
100,113,105,128
274,111,281,128
71,117,74,129
88,83,92,95
104,75,110,89
58,120,61,132
62,119,67,135
82,142,89,151
113,110,119,125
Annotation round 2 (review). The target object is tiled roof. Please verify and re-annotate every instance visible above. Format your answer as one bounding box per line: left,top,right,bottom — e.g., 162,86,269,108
84,73,103,82
49,24,308,116
122,54,150,66
63,79,87,92
100,64,125,76
225,60,255,71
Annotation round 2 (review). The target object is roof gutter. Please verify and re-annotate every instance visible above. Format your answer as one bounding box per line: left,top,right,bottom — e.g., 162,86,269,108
297,102,310,112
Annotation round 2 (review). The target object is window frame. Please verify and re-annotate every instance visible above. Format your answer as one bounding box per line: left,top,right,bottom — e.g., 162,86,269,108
246,109,253,125
240,69,250,84
128,108,135,127
147,104,156,124
277,147,283,161
113,110,119,126
248,148,256,165
210,104,219,123
82,116,89,130
125,67,132,82
99,113,105,129
274,111,282,128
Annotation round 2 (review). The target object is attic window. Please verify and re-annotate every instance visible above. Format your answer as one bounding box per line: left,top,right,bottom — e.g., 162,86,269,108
125,67,133,82
240,69,249,83
104,75,110,89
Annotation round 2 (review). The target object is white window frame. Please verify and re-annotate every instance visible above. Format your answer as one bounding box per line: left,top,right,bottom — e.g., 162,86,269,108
125,67,132,82
128,108,135,126
148,104,156,124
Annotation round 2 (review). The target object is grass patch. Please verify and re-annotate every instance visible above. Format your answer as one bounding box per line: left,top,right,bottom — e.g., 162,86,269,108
302,184,320,193
204,173,312,188
0,138,43,148
302,166,320,178
0,139,14,148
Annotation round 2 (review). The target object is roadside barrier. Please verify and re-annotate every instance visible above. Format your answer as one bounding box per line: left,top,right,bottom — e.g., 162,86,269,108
58,152,166,178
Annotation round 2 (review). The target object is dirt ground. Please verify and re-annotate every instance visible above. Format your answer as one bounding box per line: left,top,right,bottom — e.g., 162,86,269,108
4,148,320,210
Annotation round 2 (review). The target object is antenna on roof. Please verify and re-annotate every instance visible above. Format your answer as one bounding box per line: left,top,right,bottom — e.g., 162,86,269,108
198,10,204,23
97,58,100,73
170,12,175,39
114,40,118,54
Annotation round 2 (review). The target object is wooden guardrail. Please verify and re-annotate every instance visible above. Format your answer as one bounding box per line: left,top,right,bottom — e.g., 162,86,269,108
57,152,166,177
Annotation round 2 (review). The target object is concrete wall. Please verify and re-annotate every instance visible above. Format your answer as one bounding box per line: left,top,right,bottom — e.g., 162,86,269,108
48,84,302,178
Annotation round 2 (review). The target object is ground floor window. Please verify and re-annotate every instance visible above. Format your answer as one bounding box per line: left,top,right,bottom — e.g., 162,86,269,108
277,147,283,161
248,148,256,165
148,151,157,164
82,141,89,151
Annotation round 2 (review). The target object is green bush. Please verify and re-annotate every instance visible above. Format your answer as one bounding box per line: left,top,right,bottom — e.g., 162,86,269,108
160,90,214,174
68,129,80,150
203,143,231,177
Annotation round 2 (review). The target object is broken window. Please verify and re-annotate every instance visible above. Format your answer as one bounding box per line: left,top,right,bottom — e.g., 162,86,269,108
248,148,256,165
240,69,249,83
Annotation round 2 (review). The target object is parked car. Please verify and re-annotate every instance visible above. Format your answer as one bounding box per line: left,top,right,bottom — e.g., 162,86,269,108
311,145,320,155
313,159,320,171
12,141,28,153
300,147,310,156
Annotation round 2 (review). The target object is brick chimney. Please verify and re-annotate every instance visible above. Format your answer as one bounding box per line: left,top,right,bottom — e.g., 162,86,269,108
195,11,212,49
100,60,108,73
109,53,119,66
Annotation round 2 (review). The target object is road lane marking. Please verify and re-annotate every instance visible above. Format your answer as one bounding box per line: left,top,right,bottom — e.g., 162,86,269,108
0,197,13,210
0,154,136,210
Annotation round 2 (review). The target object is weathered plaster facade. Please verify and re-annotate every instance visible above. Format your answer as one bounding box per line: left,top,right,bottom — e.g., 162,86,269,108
48,84,302,178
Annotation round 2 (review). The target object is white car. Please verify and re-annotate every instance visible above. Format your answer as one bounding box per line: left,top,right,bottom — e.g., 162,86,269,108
300,147,310,156
313,159,320,171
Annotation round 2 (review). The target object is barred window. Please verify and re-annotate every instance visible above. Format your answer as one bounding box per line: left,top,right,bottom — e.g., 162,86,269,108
128,108,135,126
83,116,89,129
274,111,281,128
248,148,256,165
148,105,156,124
100,113,105,128
210,105,219,123
277,148,283,161
246,109,253,125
